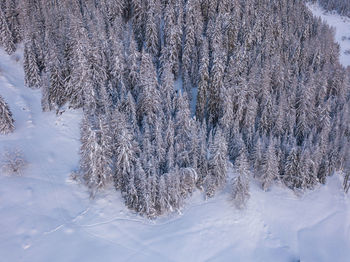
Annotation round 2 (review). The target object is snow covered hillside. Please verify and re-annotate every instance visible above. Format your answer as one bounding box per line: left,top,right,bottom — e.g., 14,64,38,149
0,5,350,262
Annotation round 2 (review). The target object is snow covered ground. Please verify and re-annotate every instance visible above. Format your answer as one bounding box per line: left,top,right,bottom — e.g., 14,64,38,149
1,4,350,261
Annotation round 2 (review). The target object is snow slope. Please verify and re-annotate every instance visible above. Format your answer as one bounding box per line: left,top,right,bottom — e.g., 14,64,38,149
1,5,350,261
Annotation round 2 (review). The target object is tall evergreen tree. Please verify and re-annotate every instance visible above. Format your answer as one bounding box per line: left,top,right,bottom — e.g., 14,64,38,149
205,128,228,198
232,152,251,209
0,95,15,134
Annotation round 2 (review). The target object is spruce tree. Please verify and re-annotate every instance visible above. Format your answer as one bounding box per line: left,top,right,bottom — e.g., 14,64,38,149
232,152,251,209
205,128,228,198
0,8,15,54
23,37,41,89
260,141,279,191
0,95,15,134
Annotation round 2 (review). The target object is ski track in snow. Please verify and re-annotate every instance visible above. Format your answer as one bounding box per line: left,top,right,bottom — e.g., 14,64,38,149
0,4,350,261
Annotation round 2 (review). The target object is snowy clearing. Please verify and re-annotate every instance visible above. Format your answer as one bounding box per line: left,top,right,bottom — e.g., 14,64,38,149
0,4,350,262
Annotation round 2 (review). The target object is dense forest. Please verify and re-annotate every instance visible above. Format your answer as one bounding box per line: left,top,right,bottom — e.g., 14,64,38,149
1,0,350,217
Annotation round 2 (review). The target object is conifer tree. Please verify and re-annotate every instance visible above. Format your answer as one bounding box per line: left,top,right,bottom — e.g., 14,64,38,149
23,37,41,89
232,152,251,209
174,93,193,169
208,36,224,127
47,47,65,111
145,1,159,57
283,147,305,189
260,141,279,191
0,95,15,134
80,113,113,197
195,38,209,123
0,8,15,54
114,112,138,192
205,128,228,198
137,51,161,125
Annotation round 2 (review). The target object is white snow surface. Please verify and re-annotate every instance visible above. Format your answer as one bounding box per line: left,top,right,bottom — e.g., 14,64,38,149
1,5,350,261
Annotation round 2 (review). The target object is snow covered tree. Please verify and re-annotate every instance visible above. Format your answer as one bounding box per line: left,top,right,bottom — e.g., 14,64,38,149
232,152,251,209
174,93,193,169
155,175,169,215
283,147,305,190
260,141,279,191
179,167,197,197
208,43,225,127
145,1,159,57
23,37,41,89
182,0,197,94
4,0,21,44
137,51,161,126
127,34,140,97
0,95,14,134
0,8,15,54
195,38,209,123
47,47,66,111
65,23,90,109
113,113,138,192
205,128,228,198
79,112,113,197
195,120,209,189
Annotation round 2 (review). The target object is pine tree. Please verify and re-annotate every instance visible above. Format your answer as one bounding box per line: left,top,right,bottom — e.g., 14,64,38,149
205,128,228,198
137,51,161,126
145,1,159,56
195,38,209,123
127,33,140,97
0,95,15,134
283,147,305,190
232,152,251,209
174,93,193,169
80,112,113,197
182,0,196,94
0,8,15,54
196,120,209,189
208,42,225,127
4,0,21,43
23,37,41,89
260,141,279,191
112,109,139,192
156,175,169,215
47,47,66,111
251,136,263,177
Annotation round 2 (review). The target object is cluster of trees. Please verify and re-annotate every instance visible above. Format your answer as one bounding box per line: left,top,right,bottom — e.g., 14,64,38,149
0,95,14,135
311,0,350,17
1,0,350,216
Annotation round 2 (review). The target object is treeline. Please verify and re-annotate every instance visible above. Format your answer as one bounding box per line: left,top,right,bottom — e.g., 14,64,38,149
1,0,350,216
310,0,350,17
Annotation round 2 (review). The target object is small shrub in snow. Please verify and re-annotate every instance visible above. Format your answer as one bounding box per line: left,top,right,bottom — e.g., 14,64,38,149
1,149,27,176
